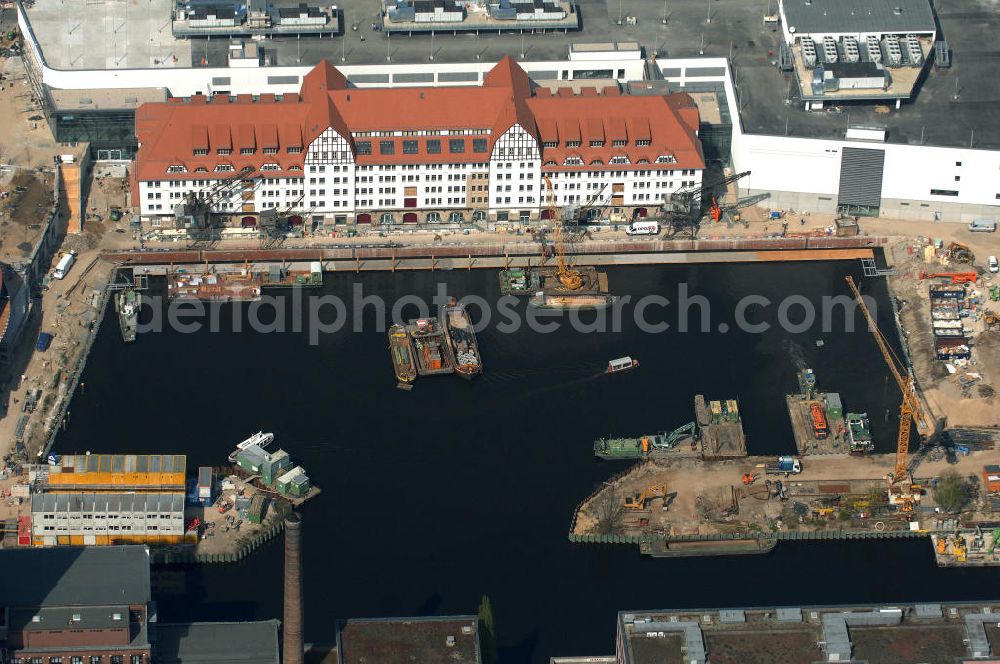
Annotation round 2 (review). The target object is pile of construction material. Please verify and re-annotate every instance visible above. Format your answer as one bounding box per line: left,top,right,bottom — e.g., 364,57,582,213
927,281,977,362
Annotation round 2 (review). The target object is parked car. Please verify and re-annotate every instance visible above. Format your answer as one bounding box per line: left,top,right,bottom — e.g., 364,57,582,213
989,256,999,273
969,219,997,232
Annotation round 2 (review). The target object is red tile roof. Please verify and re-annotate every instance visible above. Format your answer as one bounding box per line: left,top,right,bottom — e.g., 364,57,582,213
134,57,703,182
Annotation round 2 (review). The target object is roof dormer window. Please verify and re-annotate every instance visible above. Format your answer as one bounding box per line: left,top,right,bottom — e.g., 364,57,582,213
564,156,583,166
216,148,231,156
656,155,676,164
215,164,235,172
193,149,208,156
167,165,186,173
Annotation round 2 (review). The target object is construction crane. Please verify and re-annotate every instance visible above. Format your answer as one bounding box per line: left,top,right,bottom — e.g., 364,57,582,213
179,165,259,235
664,170,750,236
709,192,772,223
623,483,668,510
845,276,931,486
542,175,583,290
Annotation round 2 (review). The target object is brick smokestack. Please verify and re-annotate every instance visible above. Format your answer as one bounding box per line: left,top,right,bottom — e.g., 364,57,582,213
283,512,304,664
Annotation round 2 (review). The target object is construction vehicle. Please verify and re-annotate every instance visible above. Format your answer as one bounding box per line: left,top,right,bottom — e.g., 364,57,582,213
936,536,947,555
541,175,583,290
809,402,829,439
845,276,931,495
919,271,978,284
813,507,836,519
765,456,802,475
662,170,750,237
953,536,967,562
709,191,770,225
741,471,758,486
623,483,668,510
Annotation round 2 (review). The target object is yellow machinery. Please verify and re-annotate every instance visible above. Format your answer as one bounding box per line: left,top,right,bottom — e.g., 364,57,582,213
845,276,930,488
953,536,967,562
541,175,583,290
936,536,947,555
624,483,668,510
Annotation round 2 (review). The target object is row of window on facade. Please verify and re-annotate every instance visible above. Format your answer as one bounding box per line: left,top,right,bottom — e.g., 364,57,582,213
355,138,490,156
540,139,652,149
10,655,144,664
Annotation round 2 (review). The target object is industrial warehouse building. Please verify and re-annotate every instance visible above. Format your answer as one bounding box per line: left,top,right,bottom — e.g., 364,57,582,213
131,56,704,228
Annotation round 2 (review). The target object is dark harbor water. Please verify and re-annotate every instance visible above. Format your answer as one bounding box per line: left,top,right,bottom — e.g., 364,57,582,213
56,262,995,662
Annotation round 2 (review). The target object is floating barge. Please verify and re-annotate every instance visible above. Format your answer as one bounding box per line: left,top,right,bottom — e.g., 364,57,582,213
695,395,747,459
388,324,417,386
499,265,609,296
594,422,698,460
407,316,456,376
786,368,851,455
443,301,482,380
528,292,617,310
167,271,262,302
260,261,323,288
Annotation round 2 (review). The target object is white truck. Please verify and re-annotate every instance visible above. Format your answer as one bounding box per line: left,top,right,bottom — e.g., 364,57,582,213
52,251,77,280
625,220,660,236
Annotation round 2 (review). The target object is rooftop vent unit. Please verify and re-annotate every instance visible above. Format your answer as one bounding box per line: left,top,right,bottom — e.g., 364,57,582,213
883,35,902,67
905,34,922,66
865,35,882,63
801,36,817,68
842,36,860,63
822,36,838,64
446,635,456,647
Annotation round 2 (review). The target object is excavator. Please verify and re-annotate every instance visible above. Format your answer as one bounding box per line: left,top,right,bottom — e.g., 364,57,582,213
624,483,668,510
846,276,932,511
919,271,978,284
541,175,583,290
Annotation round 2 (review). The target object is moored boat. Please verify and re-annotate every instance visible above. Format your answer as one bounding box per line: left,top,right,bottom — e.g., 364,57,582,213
228,431,274,463
388,324,417,385
444,301,482,380
846,412,874,454
116,288,138,343
607,356,639,374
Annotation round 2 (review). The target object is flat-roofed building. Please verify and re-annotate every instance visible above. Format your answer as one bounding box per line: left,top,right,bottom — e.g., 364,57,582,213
337,616,481,664
30,492,190,546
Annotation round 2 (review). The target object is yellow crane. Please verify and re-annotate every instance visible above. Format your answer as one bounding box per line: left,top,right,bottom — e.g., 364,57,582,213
541,175,583,291
624,483,668,510
845,276,931,485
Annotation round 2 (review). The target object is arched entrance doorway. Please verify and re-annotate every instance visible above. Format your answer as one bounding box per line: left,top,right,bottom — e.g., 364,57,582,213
403,212,418,223
240,216,257,228
288,214,304,226
356,213,372,224
632,208,648,219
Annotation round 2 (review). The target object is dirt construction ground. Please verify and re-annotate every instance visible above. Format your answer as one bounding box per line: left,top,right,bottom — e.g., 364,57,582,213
573,448,996,539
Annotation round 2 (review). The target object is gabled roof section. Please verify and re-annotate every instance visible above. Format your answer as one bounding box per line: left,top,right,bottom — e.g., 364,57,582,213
483,55,538,143
259,124,279,149
300,59,348,102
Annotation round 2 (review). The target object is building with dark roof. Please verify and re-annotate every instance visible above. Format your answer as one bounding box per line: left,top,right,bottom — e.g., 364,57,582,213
153,621,281,664
133,56,703,227
0,546,153,664
337,616,481,664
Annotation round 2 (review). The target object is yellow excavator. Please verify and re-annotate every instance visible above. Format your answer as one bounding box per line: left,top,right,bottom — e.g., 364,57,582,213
624,483,668,510
541,175,583,291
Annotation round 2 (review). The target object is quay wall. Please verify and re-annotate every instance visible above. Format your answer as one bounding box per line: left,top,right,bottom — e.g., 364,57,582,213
104,236,886,268
150,519,285,565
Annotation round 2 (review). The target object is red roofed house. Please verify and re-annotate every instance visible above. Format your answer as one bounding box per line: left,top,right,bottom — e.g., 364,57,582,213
133,56,703,227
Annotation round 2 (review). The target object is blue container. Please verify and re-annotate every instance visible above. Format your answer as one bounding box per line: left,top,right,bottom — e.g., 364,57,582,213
36,332,53,352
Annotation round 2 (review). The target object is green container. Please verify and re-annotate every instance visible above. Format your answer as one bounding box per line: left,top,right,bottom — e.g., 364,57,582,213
826,392,843,420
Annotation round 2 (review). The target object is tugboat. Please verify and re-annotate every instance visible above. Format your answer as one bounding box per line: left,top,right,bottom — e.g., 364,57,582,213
606,356,639,374
388,324,417,387
228,431,274,463
846,412,874,454
116,288,138,343
444,300,482,380
406,316,456,376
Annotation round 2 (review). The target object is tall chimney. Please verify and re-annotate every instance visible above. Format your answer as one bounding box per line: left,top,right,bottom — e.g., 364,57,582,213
283,513,304,664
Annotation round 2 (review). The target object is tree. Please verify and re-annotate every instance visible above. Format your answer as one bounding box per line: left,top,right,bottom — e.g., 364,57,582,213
593,492,625,535
478,594,498,664
933,471,969,513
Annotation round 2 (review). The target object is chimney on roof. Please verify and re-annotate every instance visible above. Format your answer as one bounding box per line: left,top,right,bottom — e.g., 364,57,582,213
283,513,304,664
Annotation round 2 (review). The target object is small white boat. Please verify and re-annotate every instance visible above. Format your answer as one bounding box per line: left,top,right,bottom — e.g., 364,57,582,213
607,356,639,374
228,431,274,462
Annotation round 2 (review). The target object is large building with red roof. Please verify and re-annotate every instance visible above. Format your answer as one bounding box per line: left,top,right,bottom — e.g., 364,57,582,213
133,56,703,227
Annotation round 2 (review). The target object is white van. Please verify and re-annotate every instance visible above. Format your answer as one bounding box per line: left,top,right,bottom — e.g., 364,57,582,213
625,220,660,236
968,219,997,232
52,251,77,280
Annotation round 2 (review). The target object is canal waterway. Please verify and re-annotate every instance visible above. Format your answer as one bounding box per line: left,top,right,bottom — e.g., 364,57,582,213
55,261,996,662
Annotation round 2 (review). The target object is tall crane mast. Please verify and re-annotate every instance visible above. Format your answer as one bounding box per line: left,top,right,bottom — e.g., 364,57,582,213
542,175,583,291
845,276,931,483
